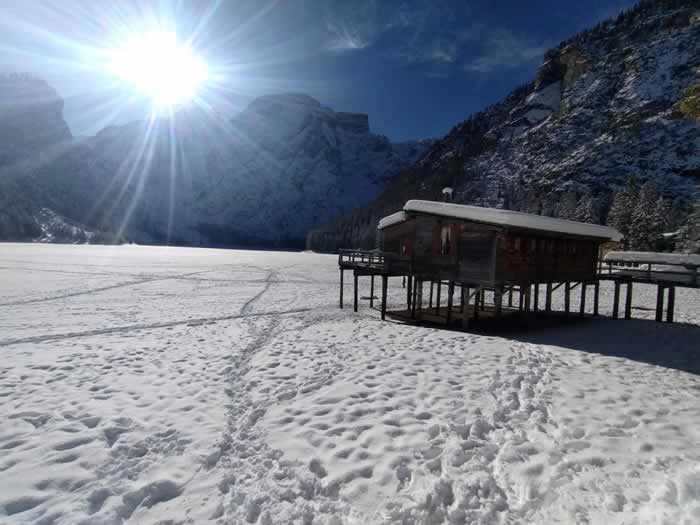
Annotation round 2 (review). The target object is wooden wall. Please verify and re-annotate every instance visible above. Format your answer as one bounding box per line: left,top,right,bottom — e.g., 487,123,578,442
381,214,601,286
495,231,598,284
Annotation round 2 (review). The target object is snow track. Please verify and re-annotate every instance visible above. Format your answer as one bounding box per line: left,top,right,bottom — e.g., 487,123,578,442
1,244,699,524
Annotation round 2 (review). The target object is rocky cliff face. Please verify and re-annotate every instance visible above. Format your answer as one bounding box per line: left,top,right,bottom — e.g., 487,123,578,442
308,0,700,252
0,74,72,169
25,93,430,247
0,75,77,241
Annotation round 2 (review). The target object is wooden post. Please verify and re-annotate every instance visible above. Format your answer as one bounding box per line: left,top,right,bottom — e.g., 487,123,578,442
406,276,412,310
416,279,423,321
613,281,620,320
459,285,464,313
518,287,524,311
461,288,470,329
495,286,503,318
593,281,600,317
339,269,344,309
436,281,442,316
624,282,633,320
564,282,571,316
353,271,359,312
381,275,388,320
473,286,480,320
429,282,434,308
480,289,486,311
370,275,375,308
655,285,665,322
533,284,539,312
546,282,552,312
524,285,531,314
666,286,675,323
447,282,455,324
508,287,513,307
410,278,418,319
579,283,586,317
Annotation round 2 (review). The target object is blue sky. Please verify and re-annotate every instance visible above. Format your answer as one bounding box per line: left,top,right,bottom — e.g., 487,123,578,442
0,0,639,141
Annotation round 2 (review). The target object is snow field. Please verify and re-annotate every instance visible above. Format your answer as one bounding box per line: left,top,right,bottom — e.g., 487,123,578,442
1,243,699,524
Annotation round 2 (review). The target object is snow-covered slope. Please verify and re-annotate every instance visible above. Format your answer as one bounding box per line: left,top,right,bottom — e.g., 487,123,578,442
309,0,700,251
29,94,430,247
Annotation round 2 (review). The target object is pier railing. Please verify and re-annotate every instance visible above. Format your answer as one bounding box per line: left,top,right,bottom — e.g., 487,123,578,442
599,259,700,288
338,249,387,271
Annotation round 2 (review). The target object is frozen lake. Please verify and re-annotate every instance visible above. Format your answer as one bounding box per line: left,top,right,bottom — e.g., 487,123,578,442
1,243,699,524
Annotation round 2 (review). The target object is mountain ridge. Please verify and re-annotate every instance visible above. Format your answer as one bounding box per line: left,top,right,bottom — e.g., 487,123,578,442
0,90,431,246
307,0,700,252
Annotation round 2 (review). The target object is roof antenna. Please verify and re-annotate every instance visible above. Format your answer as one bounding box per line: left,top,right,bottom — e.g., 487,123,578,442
442,187,453,202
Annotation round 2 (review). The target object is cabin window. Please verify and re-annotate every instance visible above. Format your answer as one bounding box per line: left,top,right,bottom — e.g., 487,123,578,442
439,225,452,255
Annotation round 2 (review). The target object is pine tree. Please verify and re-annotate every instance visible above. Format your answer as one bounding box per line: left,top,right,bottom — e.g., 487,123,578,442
678,203,700,254
629,181,661,250
606,177,640,247
574,194,597,223
556,192,579,220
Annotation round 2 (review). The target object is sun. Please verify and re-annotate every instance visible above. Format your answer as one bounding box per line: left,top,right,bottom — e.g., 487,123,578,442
107,30,208,109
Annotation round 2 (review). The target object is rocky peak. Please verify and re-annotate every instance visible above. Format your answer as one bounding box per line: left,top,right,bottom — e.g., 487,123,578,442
0,74,72,168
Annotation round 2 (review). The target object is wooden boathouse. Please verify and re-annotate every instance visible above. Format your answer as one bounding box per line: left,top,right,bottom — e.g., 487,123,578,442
339,200,623,327
339,200,700,327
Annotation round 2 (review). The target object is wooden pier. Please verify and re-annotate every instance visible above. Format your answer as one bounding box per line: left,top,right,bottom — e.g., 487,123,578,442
338,201,699,329
339,249,700,327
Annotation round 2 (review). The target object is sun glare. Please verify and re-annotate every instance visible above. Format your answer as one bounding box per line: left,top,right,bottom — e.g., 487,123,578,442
107,30,208,109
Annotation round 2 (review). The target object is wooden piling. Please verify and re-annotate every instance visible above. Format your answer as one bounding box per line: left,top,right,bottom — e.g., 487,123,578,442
381,275,388,320
518,287,524,311
370,275,375,308
429,282,434,308
353,271,359,312
655,285,665,322
579,283,586,317
613,281,620,320
447,282,455,324
480,289,486,311
524,285,531,314
461,288,470,329
407,276,412,309
416,279,423,321
564,282,571,316
593,281,600,317
545,282,552,312
533,284,539,312
339,269,344,309
495,287,503,318
624,282,633,320
666,286,675,323
436,282,442,315
473,286,480,320
508,287,513,307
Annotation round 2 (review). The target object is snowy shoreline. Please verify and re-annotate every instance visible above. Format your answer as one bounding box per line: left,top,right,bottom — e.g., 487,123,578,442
1,243,699,524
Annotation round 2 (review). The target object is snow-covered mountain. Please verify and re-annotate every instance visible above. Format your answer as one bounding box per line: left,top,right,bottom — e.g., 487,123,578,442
309,0,700,251
13,93,428,247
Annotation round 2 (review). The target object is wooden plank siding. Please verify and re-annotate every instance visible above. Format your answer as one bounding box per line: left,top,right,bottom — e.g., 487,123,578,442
381,213,602,287
495,231,599,284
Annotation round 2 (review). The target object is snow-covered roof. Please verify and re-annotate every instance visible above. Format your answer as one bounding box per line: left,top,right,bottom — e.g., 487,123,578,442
377,211,407,230
378,200,622,241
604,251,700,267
